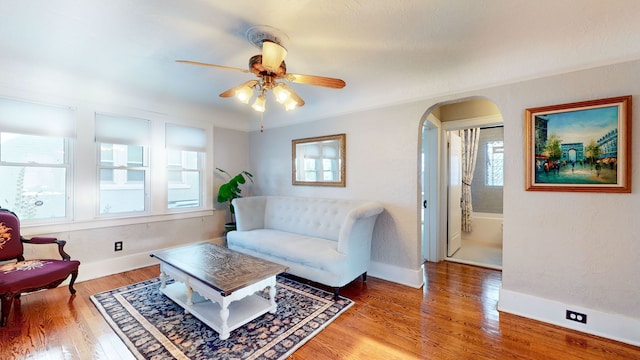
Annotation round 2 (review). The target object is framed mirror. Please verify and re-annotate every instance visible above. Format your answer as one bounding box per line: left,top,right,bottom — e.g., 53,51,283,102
292,133,346,186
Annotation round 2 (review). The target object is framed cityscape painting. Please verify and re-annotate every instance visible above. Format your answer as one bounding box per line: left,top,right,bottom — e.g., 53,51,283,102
525,95,632,193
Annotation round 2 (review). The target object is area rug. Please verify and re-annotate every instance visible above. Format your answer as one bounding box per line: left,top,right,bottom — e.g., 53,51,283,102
91,276,353,360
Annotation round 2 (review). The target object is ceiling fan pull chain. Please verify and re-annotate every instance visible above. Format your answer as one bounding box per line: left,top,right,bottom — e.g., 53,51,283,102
260,112,264,133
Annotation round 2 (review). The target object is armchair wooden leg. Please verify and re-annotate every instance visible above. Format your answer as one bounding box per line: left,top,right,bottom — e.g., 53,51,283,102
333,287,340,301
362,272,367,282
68,270,79,295
1,293,15,327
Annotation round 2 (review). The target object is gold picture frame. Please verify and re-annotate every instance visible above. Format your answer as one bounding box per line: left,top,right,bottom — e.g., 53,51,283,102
292,133,346,187
525,95,631,193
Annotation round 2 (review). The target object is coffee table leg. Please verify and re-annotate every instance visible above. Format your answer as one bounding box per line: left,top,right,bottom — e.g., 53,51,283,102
219,300,230,340
186,284,194,307
269,285,277,314
160,270,168,289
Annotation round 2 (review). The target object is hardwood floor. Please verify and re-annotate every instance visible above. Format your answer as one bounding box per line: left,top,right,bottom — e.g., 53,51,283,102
1,262,638,359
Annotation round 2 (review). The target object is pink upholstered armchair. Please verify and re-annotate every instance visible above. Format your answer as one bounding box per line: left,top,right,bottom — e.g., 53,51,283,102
0,208,80,327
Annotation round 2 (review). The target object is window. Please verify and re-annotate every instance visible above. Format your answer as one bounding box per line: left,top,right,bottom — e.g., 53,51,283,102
167,150,202,208
95,114,150,215
165,123,206,210
486,140,504,186
322,158,337,181
0,133,70,220
0,98,75,221
126,145,145,182
99,145,114,182
298,141,340,182
303,158,317,181
97,144,148,214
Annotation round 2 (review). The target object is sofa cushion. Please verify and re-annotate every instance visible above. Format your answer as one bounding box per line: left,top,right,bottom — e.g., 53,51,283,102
227,229,346,271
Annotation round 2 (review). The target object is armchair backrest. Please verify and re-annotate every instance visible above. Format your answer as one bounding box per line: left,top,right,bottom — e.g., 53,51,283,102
0,208,24,261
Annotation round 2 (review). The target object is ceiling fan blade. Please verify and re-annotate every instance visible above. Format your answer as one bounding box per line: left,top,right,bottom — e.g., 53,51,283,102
176,60,250,73
219,80,259,98
285,73,346,89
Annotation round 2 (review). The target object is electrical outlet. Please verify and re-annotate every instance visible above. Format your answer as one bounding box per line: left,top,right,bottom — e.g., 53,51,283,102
114,241,123,252
566,310,587,324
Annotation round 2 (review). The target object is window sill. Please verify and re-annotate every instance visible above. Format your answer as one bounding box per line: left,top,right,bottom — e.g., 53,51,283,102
21,209,216,236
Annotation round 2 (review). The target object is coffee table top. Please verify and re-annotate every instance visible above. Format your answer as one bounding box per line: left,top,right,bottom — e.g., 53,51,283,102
151,242,288,296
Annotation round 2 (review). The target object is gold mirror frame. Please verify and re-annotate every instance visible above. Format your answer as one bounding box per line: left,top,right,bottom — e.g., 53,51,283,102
292,133,346,186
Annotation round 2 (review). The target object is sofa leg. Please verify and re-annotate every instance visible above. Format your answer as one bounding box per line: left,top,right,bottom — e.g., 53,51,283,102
333,287,340,301
362,272,367,282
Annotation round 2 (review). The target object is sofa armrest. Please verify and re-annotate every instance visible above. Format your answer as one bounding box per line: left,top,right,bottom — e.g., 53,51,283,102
337,202,383,254
233,196,267,231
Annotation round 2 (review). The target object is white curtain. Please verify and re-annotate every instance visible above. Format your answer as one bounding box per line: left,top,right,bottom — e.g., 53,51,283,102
461,128,481,232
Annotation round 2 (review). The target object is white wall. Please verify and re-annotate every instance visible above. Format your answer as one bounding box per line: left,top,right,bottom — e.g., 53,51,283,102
249,103,431,287
213,127,254,221
487,60,640,346
248,59,640,345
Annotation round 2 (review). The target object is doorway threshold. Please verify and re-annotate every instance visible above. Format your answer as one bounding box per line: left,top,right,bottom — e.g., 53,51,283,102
446,257,502,271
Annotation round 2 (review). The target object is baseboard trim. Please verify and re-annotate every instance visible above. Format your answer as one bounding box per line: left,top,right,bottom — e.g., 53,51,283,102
77,252,158,283
75,238,226,283
498,287,640,347
73,242,422,291
368,261,423,288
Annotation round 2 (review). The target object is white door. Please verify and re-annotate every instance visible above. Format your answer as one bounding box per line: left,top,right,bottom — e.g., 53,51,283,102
448,132,462,257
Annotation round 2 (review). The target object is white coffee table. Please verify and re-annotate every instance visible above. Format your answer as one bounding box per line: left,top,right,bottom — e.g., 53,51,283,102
151,243,288,340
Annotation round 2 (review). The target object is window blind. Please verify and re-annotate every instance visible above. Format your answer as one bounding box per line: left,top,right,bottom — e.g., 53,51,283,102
0,97,76,138
95,113,150,145
165,123,206,152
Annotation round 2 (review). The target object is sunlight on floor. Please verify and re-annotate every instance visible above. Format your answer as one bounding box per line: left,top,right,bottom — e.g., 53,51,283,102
352,337,422,359
447,239,502,270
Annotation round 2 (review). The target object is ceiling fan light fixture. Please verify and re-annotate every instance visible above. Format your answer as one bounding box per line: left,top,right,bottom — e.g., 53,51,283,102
179,25,344,121
272,83,290,103
262,40,287,73
235,85,254,104
284,97,299,111
252,94,266,112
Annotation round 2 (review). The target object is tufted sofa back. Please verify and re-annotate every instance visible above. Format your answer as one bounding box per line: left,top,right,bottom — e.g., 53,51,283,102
233,196,370,241
266,196,362,241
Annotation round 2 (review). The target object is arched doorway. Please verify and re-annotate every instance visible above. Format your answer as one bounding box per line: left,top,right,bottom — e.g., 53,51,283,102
421,98,504,269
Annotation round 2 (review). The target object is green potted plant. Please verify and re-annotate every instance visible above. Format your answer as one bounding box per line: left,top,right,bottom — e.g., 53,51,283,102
216,168,254,232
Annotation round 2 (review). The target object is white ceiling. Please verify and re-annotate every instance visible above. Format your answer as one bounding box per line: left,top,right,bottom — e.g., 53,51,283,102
2,1,640,129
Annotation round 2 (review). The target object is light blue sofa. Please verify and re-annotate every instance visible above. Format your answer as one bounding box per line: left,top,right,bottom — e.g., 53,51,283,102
226,195,384,299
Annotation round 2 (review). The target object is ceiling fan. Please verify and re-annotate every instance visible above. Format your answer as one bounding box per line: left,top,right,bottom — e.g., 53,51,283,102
176,26,346,113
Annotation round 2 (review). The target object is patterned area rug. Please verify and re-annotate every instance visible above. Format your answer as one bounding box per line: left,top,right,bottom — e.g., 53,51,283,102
91,276,353,360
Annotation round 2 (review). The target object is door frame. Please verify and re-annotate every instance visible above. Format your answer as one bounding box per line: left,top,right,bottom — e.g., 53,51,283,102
447,131,463,257
421,114,441,262
421,110,503,263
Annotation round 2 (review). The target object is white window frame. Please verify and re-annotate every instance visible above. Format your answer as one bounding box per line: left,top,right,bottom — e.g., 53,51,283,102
95,114,151,217
0,97,76,224
96,143,150,216
485,140,504,187
0,132,73,222
167,149,204,209
165,123,206,211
